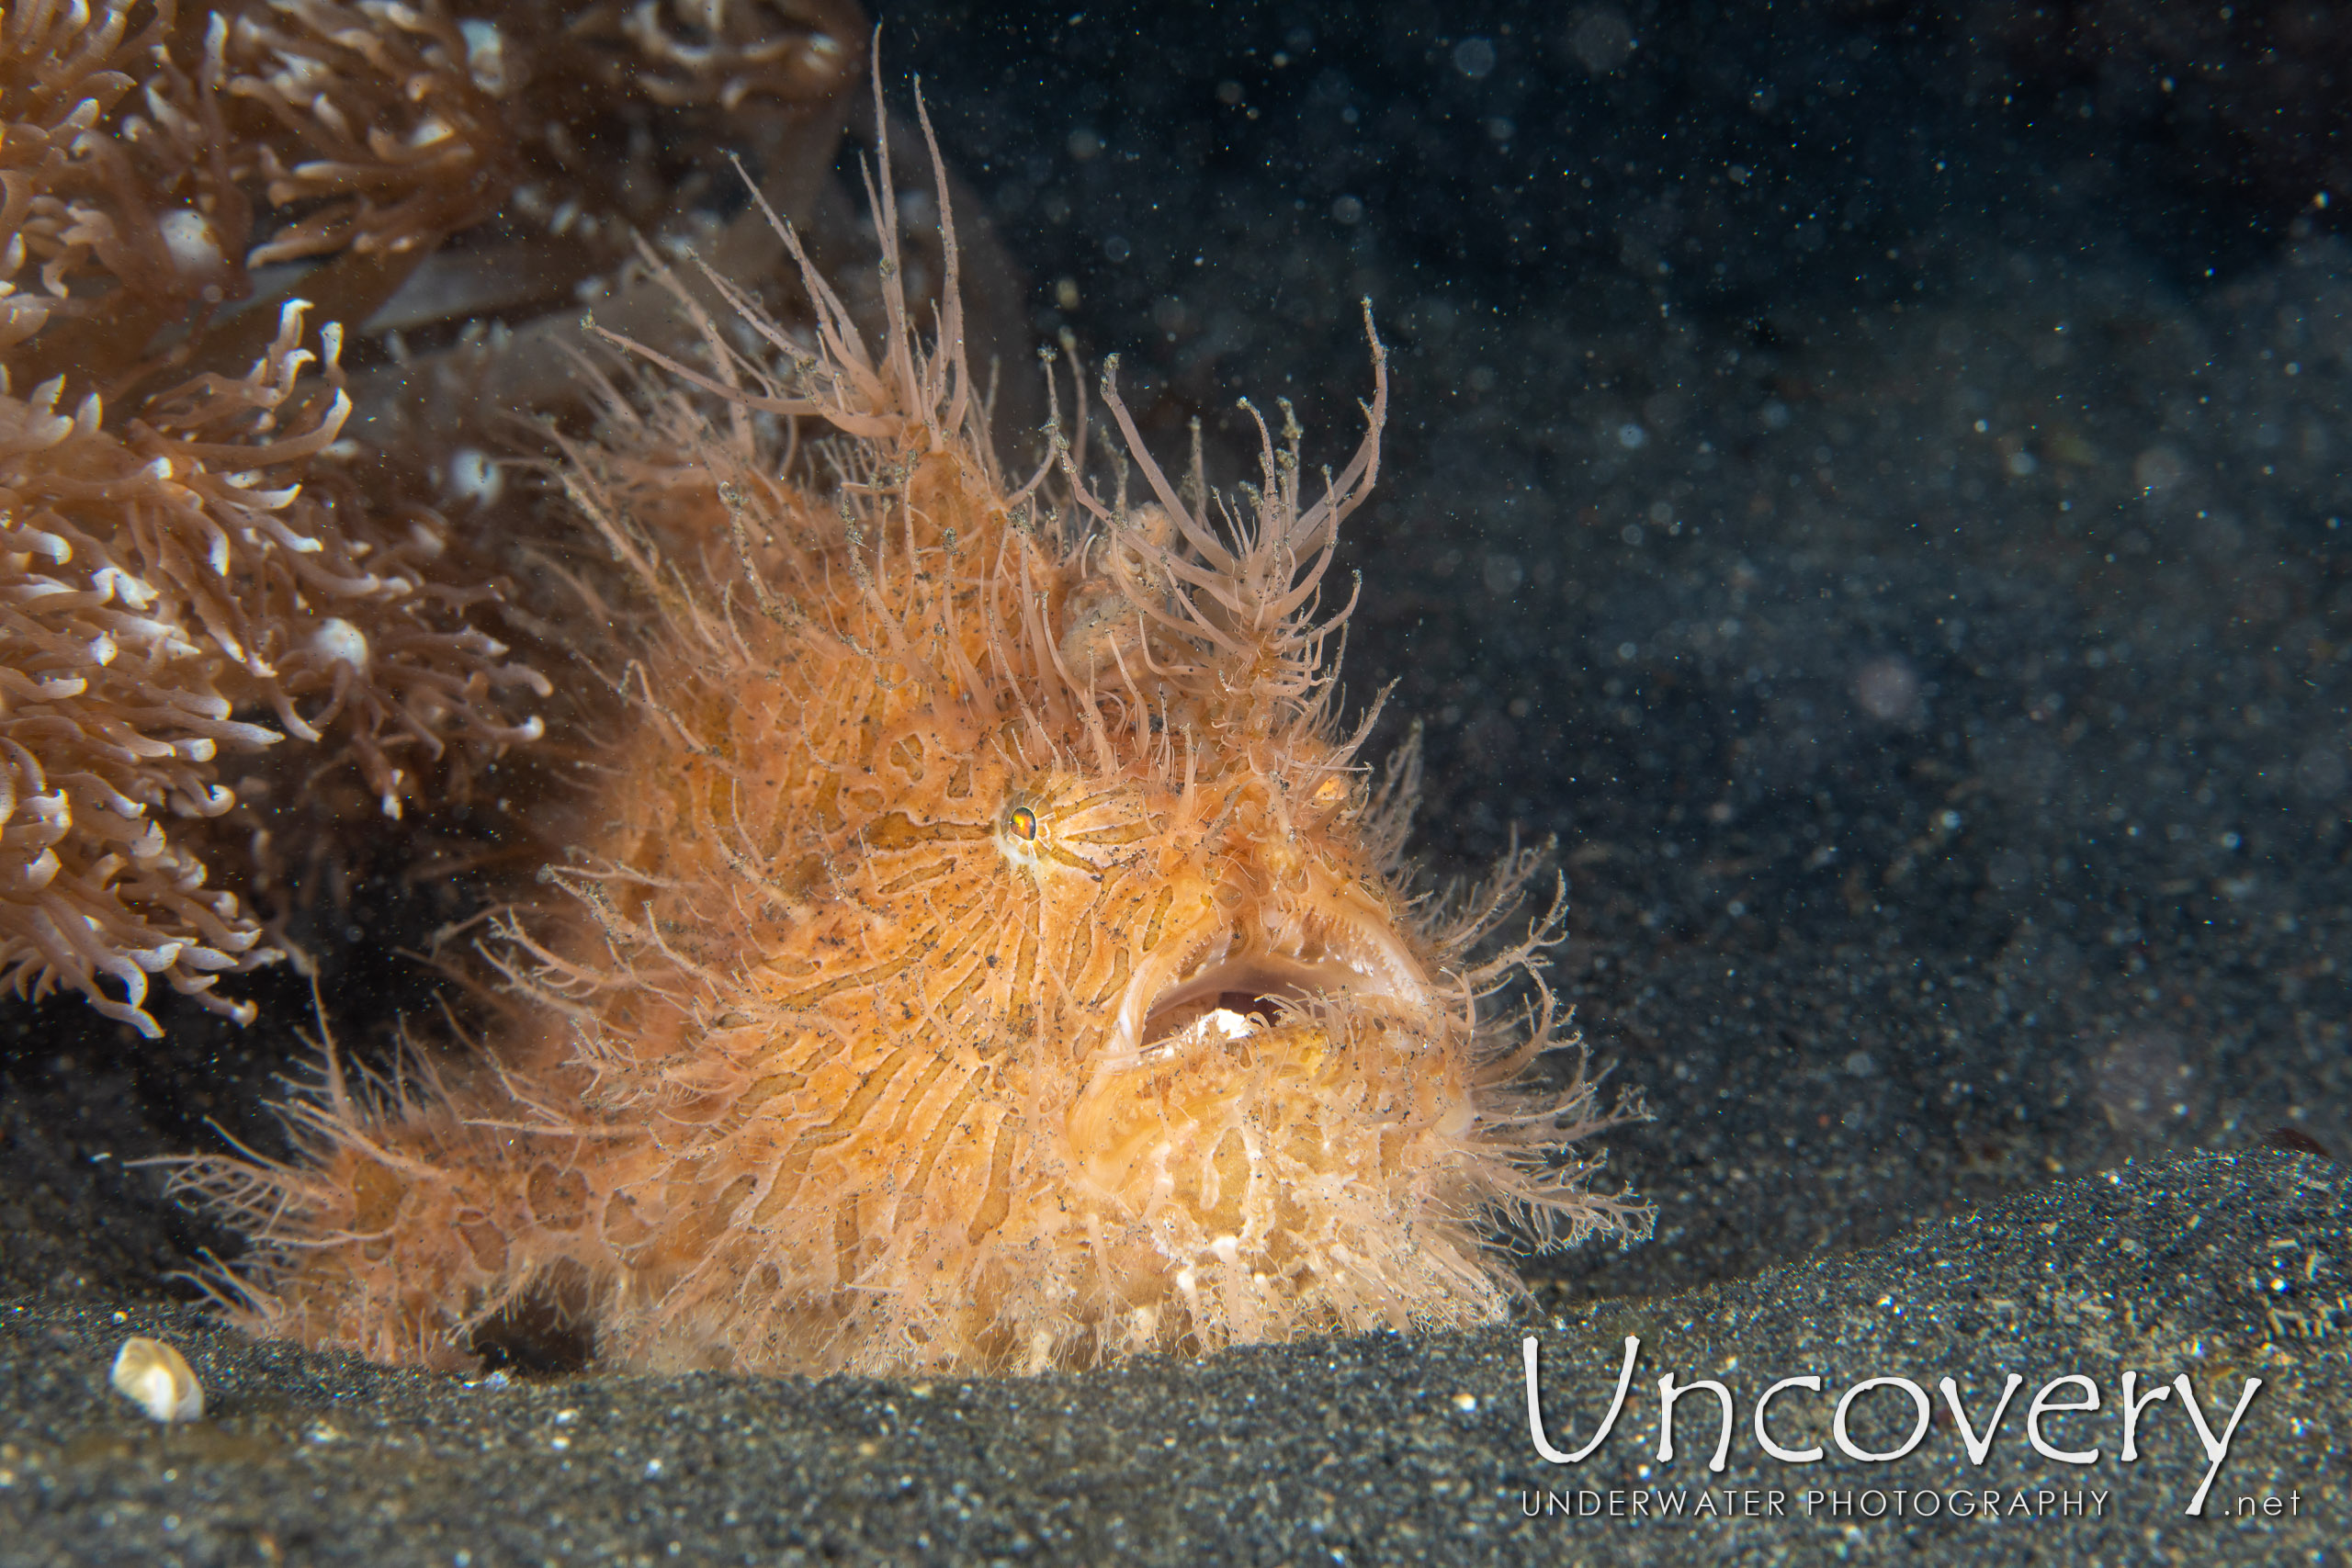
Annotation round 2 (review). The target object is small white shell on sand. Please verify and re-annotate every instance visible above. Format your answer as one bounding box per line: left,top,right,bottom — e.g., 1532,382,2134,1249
109,1337,204,1423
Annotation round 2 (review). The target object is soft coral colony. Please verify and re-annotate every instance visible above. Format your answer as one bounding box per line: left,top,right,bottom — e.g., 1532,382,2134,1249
10,0,1651,1373
0,0,864,1034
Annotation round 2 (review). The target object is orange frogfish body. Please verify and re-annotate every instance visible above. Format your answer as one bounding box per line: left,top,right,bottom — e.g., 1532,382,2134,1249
178,110,1649,1378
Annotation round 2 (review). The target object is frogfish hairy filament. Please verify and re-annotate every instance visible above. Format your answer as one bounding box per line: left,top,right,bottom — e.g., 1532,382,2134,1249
171,95,1653,1378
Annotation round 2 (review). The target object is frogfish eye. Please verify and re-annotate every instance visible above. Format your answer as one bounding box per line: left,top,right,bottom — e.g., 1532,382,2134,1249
1005,804,1040,842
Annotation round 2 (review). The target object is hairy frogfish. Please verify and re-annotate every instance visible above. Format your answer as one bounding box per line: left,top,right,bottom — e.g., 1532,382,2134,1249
173,101,1651,1378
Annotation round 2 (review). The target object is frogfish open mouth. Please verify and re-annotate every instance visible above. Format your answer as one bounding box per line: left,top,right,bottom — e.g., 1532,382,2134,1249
172,90,1652,1378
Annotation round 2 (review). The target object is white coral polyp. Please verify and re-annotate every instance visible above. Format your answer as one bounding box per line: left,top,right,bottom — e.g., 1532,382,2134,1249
158,209,224,275
310,617,370,671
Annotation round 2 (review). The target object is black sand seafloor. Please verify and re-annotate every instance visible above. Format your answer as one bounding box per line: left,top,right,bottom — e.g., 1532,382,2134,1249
6,2,2350,1562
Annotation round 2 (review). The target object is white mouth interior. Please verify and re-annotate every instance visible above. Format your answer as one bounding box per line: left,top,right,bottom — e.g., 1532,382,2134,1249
1105,906,1434,1069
